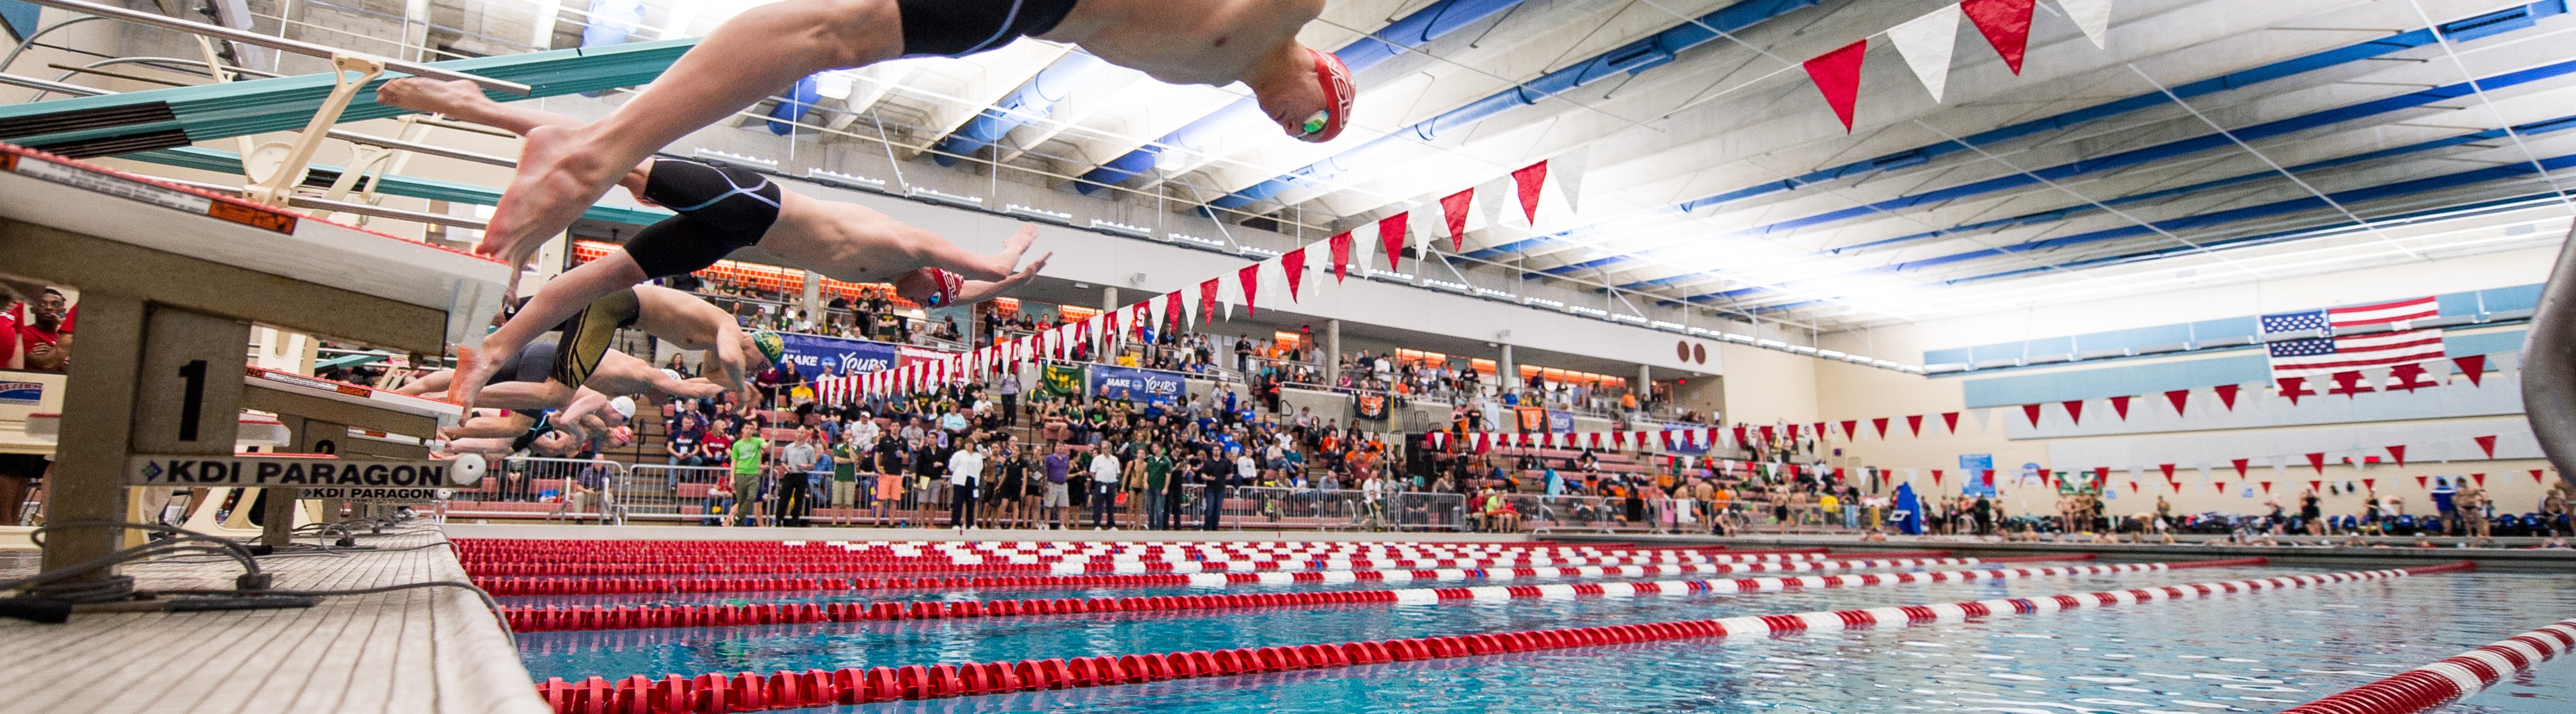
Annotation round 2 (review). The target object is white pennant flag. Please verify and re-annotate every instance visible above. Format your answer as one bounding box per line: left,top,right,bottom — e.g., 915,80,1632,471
1550,148,1591,219
2057,0,2114,49
1886,3,1961,102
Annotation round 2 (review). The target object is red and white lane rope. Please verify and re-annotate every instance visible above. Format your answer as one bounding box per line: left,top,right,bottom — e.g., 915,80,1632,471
459,542,1838,578
2276,616,2576,714
502,556,2197,633
530,563,2473,713
478,552,1971,597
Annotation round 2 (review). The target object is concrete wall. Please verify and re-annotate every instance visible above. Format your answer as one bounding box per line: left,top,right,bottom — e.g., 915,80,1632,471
1717,342,1818,426
1812,244,2567,520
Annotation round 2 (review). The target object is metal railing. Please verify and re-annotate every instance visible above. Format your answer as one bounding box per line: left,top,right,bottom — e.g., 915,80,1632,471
434,456,622,524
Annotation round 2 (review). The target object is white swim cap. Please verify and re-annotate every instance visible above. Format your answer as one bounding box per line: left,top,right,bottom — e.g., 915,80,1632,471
662,368,683,382
610,396,637,420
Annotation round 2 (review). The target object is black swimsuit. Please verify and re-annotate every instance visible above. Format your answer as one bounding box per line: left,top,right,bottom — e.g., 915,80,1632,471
623,159,783,278
896,0,1080,58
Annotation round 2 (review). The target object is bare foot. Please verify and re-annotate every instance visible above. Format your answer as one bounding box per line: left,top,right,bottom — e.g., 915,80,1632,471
445,344,495,412
484,123,623,268
375,78,493,119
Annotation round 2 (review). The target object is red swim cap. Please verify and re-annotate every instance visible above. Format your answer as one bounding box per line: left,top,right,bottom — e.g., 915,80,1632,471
1302,48,1354,143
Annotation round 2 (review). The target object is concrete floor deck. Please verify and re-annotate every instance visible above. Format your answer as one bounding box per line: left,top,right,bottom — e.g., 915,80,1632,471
0,526,545,714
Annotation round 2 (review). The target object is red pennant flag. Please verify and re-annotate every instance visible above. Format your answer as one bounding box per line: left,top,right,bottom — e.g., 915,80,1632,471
1811,422,1827,441
1328,231,1353,283
2277,377,2313,405
2386,445,2406,467
2305,452,2327,475
2259,481,2271,494
2534,469,2548,484
1511,161,1548,224
1871,417,1890,439
1761,425,1777,443
1377,212,1410,270
1198,278,1220,325
2159,463,2177,481
1733,426,1747,446
2415,475,2429,490
2388,362,2436,392
1931,469,1943,485
2453,354,2488,386
2327,370,2373,398
2093,466,2111,484
2230,458,2250,477
2309,480,2323,494
1439,189,1474,251
2109,396,2132,421
2214,384,2241,411
2037,469,2052,485
1163,290,1185,331
1961,0,2035,74
1906,415,1924,437
2061,400,2085,425
1839,420,1858,441
1237,264,1262,314
1941,412,1961,433
2474,434,2498,459
2009,402,2041,428
1802,39,1869,132
2471,473,2486,487
1280,248,1306,302
2127,480,2139,493
2163,389,2190,417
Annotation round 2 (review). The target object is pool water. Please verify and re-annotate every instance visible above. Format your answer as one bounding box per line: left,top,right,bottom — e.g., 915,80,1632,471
517,564,2576,713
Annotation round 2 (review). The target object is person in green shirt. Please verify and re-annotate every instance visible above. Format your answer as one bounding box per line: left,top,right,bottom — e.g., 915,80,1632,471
729,422,768,527
1143,448,1175,530
831,439,861,514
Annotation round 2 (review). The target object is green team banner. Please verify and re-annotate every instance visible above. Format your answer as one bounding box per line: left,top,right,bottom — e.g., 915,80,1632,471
1040,364,1086,399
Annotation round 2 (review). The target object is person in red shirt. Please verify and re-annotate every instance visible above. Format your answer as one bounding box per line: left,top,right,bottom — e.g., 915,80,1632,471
6,286,69,372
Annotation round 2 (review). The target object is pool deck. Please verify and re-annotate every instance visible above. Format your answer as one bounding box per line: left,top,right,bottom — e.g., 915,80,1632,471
0,527,547,714
1563,532,2576,570
446,523,1539,543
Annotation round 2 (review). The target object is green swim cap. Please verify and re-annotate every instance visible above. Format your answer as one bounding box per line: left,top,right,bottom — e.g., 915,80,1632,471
751,330,786,365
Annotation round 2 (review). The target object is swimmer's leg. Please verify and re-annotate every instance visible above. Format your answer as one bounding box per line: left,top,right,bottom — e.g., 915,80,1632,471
487,0,905,265
478,380,578,411
449,254,649,412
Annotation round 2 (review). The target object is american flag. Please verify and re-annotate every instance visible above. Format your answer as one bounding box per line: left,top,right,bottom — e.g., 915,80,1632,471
2260,297,2445,378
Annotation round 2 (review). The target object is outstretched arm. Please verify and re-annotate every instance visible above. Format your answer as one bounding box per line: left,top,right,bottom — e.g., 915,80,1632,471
951,252,1051,305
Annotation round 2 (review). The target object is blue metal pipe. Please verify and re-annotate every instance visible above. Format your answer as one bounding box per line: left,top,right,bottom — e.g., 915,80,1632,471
1073,0,1531,193
1733,152,2576,312
1646,56,2576,301
1205,0,1823,210
932,52,1107,165
1502,1,2565,268
1821,114,2576,256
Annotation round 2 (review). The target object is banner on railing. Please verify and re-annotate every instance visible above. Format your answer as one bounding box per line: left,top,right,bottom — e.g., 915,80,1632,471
1039,364,1085,399
1353,392,1389,420
778,333,901,375
1089,365,1185,406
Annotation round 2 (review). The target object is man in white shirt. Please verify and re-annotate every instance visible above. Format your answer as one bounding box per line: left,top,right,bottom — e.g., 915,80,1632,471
946,442,985,530
1235,450,1259,488
779,429,821,526
1088,447,1122,529
845,412,881,452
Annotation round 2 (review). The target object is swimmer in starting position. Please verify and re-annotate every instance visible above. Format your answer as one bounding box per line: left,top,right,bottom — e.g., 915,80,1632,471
471,0,1353,267
378,78,1045,409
